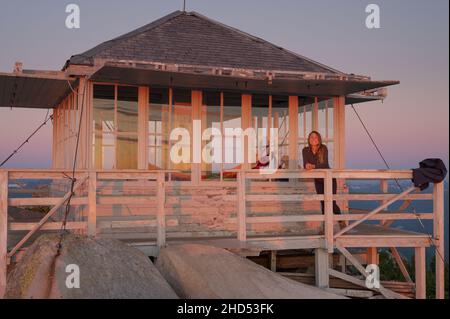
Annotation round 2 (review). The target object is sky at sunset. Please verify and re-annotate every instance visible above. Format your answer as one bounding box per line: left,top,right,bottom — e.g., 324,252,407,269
0,0,448,171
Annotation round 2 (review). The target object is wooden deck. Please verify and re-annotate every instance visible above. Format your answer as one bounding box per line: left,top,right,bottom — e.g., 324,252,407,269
0,168,446,299
123,223,430,258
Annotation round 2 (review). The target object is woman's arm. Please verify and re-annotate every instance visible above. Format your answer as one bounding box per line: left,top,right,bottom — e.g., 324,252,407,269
302,147,315,170
302,147,308,169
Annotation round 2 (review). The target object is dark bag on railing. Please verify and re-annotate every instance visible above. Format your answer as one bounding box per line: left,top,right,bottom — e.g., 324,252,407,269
412,158,447,190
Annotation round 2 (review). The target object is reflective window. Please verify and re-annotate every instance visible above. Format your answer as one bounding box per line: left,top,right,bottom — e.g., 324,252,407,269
148,88,170,170
272,95,289,165
201,91,221,180
93,84,138,169
222,93,242,180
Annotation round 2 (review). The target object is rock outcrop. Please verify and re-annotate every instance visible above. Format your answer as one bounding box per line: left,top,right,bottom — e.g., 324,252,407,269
6,234,178,299
156,244,345,299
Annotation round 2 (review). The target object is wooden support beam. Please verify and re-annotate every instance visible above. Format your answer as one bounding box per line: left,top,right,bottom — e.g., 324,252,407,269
326,287,374,298
138,87,149,170
241,94,252,170
334,186,417,238
7,175,88,258
379,179,389,226
87,171,97,236
156,172,166,248
335,244,407,299
288,96,298,169
191,90,202,184
335,244,366,276
367,247,379,265
433,182,445,299
329,269,408,299
8,197,88,206
315,248,329,288
270,251,277,272
0,171,8,298
390,248,413,283
415,247,426,299
9,222,87,231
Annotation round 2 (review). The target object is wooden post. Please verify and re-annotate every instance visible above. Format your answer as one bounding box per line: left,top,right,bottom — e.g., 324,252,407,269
270,251,277,272
366,247,379,265
0,171,8,298
324,170,333,253
389,248,413,283
433,182,445,299
380,179,389,226
241,95,252,170
315,248,329,288
334,97,347,212
237,172,247,241
415,246,426,299
288,96,298,169
156,172,166,248
87,171,97,236
138,87,149,170
191,90,202,184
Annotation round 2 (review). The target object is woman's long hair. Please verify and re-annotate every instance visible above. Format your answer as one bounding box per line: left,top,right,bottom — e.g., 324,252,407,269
307,131,325,165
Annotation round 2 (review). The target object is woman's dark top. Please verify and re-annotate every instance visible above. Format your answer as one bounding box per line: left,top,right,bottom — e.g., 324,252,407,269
302,145,330,169
302,144,341,214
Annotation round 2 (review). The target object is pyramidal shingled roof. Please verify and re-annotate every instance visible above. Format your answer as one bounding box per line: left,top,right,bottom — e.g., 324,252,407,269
67,10,344,75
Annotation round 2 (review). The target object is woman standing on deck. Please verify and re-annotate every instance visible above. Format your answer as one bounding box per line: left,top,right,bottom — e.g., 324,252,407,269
302,131,342,220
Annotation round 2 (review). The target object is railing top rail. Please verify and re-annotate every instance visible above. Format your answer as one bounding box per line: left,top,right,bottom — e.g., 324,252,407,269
0,168,417,180
1,169,183,180
0,169,181,173
230,169,414,180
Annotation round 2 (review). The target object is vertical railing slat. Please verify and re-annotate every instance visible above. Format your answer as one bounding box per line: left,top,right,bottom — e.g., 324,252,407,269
433,182,445,299
157,172,166,248
237,172,247,241
324,170,334,253
415,246,426,299
87,171,97,236
0,171,8,298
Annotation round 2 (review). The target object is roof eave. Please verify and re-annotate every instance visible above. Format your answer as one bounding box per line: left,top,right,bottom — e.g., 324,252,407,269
89,63,399,97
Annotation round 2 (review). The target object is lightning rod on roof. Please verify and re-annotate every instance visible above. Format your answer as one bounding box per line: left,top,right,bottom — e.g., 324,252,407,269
183,0,186,12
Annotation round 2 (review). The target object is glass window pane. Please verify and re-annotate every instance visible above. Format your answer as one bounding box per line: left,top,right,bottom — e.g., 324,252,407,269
148,88,170,170
202,91,221,181
317,97,334,141
223,93,242,179
93,85,115,169
304,103,313,136
117,86,138,133
172,89,192,180
298,97,314,168
93,85,115,133
252,94,270,165
327,99,334,140
272,95,289,166
102,146,115,170
93,132,115,169
318,99,327,138
116,135,138,169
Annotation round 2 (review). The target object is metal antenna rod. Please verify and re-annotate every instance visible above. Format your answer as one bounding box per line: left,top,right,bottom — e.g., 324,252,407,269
183,0,186,12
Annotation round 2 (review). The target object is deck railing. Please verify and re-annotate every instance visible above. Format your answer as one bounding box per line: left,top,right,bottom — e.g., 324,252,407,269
0,168,445,298
235,169,436,246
